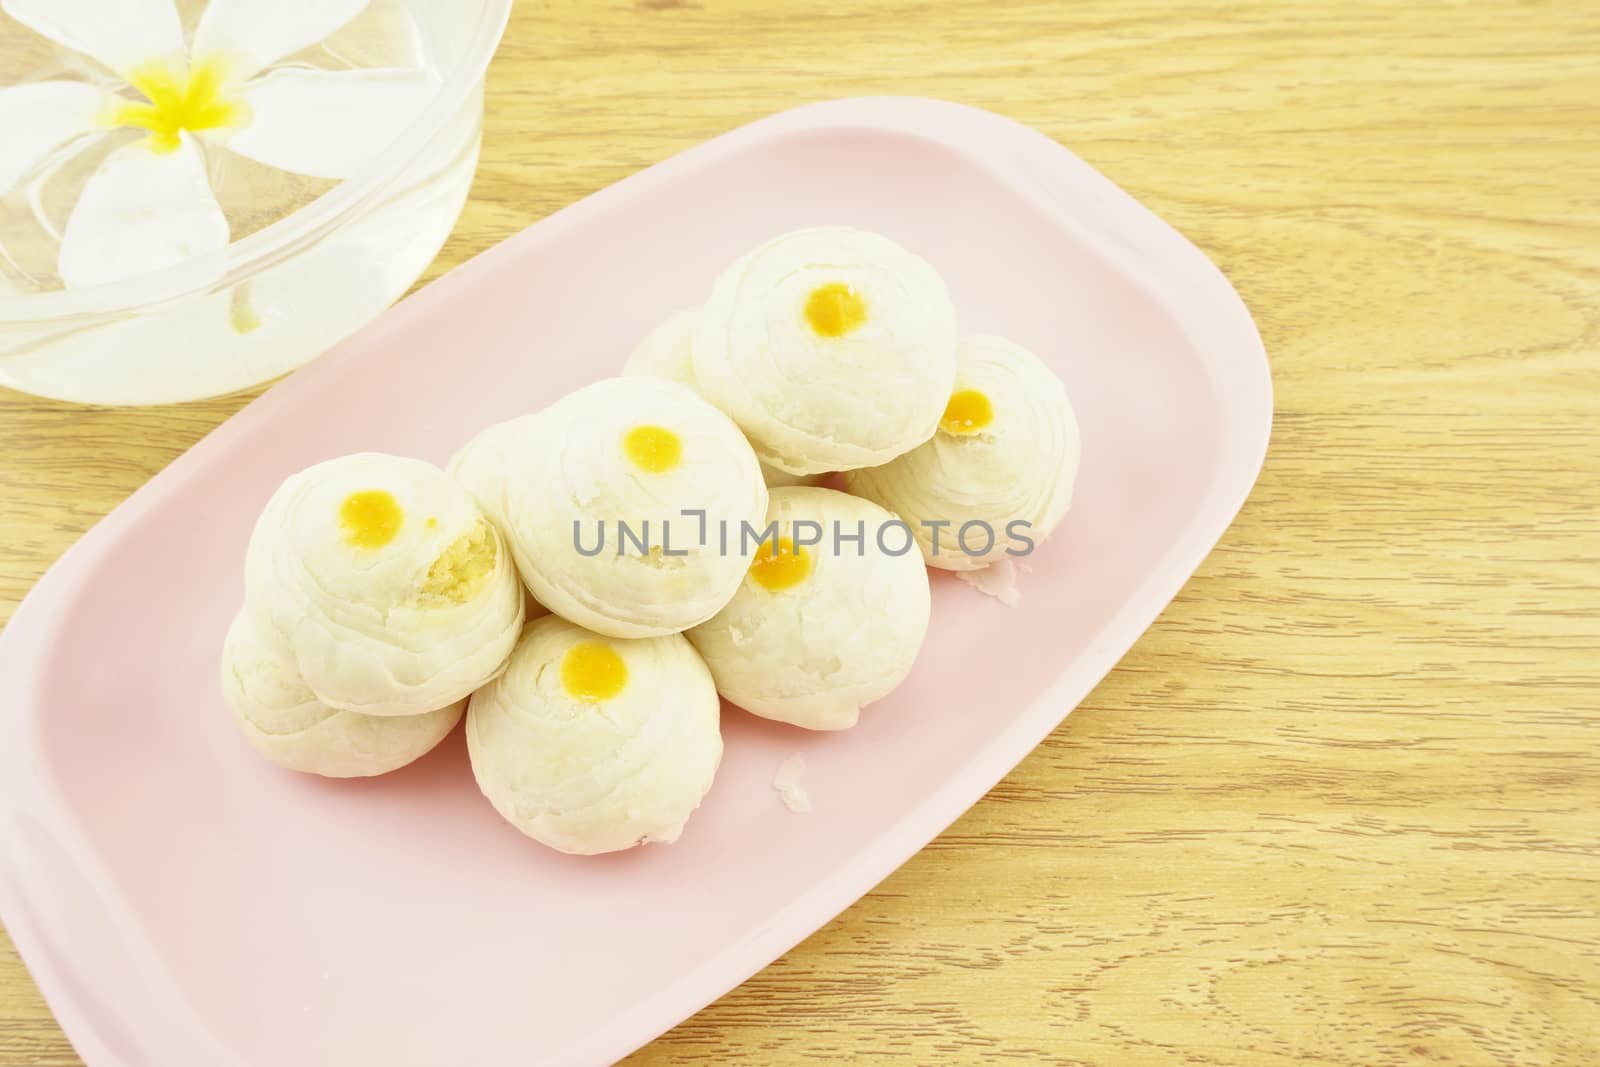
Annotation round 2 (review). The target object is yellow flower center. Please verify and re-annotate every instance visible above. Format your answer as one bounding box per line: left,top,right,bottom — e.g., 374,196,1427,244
940,389,994,436
111,56,247,154
560,641,628,703
804,282,867,338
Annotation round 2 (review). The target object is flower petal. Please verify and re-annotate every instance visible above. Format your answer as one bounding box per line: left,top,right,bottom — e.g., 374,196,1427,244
59,134,230,289
191,0,371,82
0,0,183,79
217,67,440,180
0,81,110,194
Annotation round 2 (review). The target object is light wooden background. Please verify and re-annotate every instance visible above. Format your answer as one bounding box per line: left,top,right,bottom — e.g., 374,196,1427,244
4,1,1598,1063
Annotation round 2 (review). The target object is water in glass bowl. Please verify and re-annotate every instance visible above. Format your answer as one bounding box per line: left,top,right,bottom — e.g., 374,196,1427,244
0,0,502,404
0,0,434,297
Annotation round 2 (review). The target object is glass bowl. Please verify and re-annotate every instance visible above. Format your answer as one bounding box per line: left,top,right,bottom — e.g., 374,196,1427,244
0,0,512,405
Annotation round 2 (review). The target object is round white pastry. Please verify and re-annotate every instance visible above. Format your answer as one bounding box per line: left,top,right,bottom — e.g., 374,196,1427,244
846,334,1081,571
687,486,931,731
467,377,768,639
244,452,524,715
623,307,814,488
220,610,463,778
466,615,723,854
692,227,958,476
620,307,702,385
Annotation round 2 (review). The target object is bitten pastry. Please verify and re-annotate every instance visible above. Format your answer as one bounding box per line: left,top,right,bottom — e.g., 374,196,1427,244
452,377,768,639
845,334,1080,571
466,615,723,854
687,486,931,731
244,452,523,715
692,227,958,475
622,307,812,488
221,610,463,778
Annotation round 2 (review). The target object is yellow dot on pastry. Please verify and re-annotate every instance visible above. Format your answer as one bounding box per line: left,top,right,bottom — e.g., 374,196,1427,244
804,282,867,338
560,641,629,703
339,490,403,548
940,389,994,436
749,537,812,591
623,425,682,473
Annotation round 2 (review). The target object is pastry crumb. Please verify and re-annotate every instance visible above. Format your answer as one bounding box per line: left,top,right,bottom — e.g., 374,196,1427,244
957,557,1022,607
773,753,812,813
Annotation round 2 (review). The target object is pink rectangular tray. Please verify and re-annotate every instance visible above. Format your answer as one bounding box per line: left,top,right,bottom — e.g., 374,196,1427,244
0,98,1270,1066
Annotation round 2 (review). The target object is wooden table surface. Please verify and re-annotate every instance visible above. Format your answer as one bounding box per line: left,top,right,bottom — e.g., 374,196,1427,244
4,1,1598,1063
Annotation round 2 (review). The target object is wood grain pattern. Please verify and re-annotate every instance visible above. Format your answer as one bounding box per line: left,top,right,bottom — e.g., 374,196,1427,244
4,1,1599,1063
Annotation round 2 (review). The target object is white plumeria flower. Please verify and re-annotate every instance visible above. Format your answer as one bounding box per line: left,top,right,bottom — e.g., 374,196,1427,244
0,0,439,289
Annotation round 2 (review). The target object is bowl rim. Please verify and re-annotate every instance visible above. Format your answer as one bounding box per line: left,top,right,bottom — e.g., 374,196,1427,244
0,0,513,326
